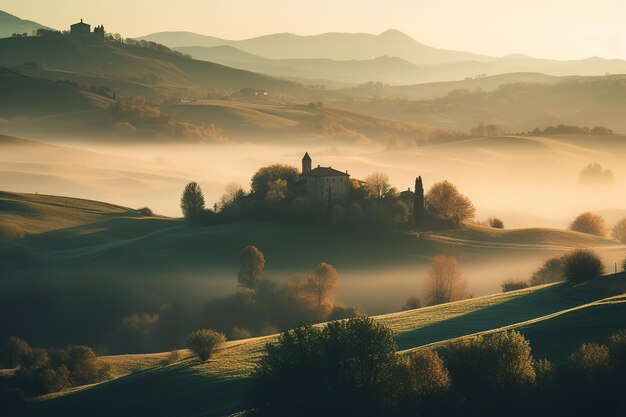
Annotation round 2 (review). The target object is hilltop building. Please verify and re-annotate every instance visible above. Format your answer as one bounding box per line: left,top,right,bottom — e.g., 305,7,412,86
300,152,351,201
70,19,105,40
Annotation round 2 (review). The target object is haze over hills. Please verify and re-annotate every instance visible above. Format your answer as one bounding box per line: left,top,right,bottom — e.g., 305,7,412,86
0,10,50,38
140,29,492,65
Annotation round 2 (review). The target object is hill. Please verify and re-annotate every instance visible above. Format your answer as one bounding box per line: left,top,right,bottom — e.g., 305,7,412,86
15,273,626,417
0,10,51,39
0,36,310,96
335,75,626,132
140,29,492,65
176,45,422,85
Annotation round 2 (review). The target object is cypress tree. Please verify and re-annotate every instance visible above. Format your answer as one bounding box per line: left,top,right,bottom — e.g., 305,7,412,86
414,176,426,229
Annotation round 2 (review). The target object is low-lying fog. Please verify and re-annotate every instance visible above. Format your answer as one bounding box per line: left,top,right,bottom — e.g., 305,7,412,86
2,134,626,228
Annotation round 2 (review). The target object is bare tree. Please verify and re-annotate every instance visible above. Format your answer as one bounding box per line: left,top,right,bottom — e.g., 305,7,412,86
238,246,265,289
220,182,245,209
611,217,626,243
306,262,339,309
424,256,468,306
426,181,475,221
569,212,608,237
365,172,391,199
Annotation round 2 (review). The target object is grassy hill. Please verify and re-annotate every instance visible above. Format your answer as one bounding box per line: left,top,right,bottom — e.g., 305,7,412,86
15,273,626,417
0,36,313,96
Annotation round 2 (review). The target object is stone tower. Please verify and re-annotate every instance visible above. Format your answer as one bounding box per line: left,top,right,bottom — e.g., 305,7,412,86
302,152,312,174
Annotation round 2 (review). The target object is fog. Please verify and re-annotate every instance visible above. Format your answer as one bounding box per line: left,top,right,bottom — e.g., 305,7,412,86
2,134,626,228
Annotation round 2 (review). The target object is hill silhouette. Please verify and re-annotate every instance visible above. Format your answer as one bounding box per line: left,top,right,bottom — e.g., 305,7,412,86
140,29,492,65
0,10,51,38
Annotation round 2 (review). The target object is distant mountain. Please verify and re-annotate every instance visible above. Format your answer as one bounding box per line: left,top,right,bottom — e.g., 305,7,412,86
140,29,493,65
0,10,51,38
176,45,422,85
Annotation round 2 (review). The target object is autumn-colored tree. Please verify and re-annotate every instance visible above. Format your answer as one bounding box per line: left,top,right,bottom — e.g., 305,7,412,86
306,262,339,309
180,181,205,222
219,182,245,209
266,179,288,201
237,246,266,289
569,212,608,237
251,164,299,197
424,256,469,306
425,181,475,221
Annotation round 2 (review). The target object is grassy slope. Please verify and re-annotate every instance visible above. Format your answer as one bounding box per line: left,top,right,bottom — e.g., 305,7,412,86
21,274,626,417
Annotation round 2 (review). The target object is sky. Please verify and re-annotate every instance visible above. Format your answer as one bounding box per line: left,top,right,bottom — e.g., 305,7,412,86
3,0,626,60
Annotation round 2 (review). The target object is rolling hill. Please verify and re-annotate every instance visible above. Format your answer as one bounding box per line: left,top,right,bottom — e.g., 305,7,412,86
13,273,626,417
175,45,422,85
140,29,492,65
0,35,310,96
0,10,51,39
335,75,626,132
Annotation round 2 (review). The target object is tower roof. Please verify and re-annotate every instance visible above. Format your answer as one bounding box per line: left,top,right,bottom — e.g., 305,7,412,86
302,152,311,161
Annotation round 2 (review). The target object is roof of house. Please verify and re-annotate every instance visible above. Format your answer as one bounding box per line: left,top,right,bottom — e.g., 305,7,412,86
71,20,90,28
303,166,350,177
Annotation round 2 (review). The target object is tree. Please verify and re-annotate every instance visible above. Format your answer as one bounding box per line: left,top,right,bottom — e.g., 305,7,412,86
180,182,205,222
237,246,265,289
365,172,391,199
414,176,426,229
394,348,450,396
445,331,536,396
219,182,245,209
250,317,397,417
251,164,299,197
530,256,564,286
562,249,605,283
185,329,226,361
425,181,475,221
424,256,469,306
489,217,504,228
611,217,626,243
569,212,608,237
306,262,339,309
266,179,288,201
501,279,529,292
5,337,32,368
567,343,609,381
402,296,421,311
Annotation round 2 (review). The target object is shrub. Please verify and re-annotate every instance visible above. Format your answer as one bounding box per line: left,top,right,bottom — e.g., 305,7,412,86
567,343,609,381
562,249,605,283
501,279,529,292
396,348,450,396
569,212,608,237
136,206,153,216
4,337,32,368
611,218,626,243
530,256,564,286
444,331,536,396
250,317,397,417
185,329,226,362
609,330,626,370
489,217,504,228
402,296,421,311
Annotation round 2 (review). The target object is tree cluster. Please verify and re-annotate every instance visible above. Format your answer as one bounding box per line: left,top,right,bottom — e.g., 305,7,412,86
249,322,626,417
0,337,111,405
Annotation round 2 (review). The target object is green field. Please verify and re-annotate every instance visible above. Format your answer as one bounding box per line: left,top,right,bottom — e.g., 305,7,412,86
14,273,626,417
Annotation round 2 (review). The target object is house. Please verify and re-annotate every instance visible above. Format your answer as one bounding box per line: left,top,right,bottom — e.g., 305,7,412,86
300,152,351,201
70,19,105,40
400,188,415,201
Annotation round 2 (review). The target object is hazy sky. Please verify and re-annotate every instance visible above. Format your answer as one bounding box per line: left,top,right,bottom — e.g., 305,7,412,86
4,0,625,60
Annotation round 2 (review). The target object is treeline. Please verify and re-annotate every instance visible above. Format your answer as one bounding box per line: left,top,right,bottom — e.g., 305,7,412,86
529,124,614,135
180,166,478,231
248,316,626,417
0,338,111,407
